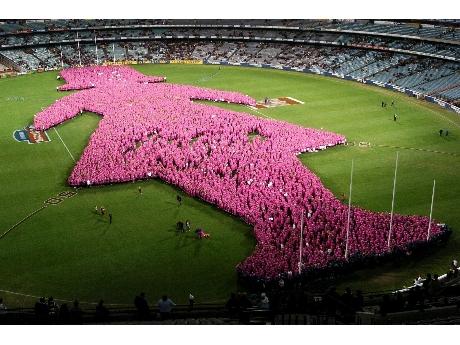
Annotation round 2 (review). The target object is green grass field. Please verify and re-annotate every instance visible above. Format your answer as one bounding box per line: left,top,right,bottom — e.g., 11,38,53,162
1,64,460,307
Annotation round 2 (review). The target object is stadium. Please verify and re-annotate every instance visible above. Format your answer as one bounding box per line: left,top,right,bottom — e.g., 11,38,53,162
1,15,460,327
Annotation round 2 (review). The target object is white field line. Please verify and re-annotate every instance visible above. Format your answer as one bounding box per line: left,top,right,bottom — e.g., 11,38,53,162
0,288,225,307
54,127,76,163
285,96,305,104
0,288,132,307
0,205,47,239
374,143,460,157
245,105,273,119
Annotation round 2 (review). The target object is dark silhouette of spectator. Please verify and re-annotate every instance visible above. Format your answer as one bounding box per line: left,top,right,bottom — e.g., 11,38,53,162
158,295,176,320
58,303,70,324
379,294,390,316
176,195,182,205
413,286,425,310
450,260,459,278
0,298,7,322
35,297,49,323
226,293,238,317
259,292,270,310
188,293,195,311
431,274,441,298
70,300,83,324
354,290,364,312
237,293,251,324
341,287,355,324
394,291,405,312
47,296,59,322
423,273,433,300
95,299,110,322
407,287,417,310
134,292,150,320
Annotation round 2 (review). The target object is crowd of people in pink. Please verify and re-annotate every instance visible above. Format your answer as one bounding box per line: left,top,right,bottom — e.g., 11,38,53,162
34,66,445,280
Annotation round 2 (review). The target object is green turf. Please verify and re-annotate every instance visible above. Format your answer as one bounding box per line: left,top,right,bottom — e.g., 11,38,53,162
1,64,459,306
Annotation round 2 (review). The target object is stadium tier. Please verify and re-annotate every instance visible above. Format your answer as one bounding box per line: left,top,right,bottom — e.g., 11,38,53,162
0,20,459,106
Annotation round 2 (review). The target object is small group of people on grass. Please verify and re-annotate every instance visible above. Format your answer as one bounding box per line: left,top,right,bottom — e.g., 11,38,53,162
176,219,210,239
95,205,112,224
439,129,450,136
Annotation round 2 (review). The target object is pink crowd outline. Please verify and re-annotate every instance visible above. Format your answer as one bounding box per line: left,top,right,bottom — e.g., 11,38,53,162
33,66,444,279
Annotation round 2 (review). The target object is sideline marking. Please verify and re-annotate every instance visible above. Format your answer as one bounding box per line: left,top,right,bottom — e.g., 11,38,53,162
54,127,76,162
1,190,78,240
245,105,273,119
375,143,460,157
0,288,131,307
195,67,222,83
0,205,47,240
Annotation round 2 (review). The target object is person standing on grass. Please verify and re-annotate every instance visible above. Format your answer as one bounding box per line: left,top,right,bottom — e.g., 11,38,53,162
394,113,398,122
185,219,191,232
109,213,112,224
138,186,142,194
95,205,99,214
177,195,182,206
440,129,443,136
100,207,106,216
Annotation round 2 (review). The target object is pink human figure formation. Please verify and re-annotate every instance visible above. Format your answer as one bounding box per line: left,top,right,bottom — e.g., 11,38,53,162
34,66,445,280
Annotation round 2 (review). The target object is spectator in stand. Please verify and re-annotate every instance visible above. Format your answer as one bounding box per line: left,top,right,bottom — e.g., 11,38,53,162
237,293,252,324
70,300,83,324
423,273,432,298
34,297,49,323
432,273,441,291
226,293,239,316
341,287,355,324
47,296,59,321
188,293,195,311
134,292,150,320
259,292,270,310
0,298,7,315
58,303,70,324
95,299,110,322
158,295,176,320
379,294,390,316
354,290,364,312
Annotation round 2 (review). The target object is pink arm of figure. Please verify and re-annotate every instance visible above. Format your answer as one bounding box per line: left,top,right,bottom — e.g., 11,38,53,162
178,85,256,106
33,91,88,130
